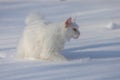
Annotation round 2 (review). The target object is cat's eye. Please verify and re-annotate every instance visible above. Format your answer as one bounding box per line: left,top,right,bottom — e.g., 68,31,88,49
73,28,77,32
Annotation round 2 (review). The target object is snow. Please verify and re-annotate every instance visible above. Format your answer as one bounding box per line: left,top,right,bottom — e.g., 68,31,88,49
106,22,120,30
0,0,120,80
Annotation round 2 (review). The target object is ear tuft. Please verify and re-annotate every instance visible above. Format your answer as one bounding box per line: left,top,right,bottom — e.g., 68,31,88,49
65,17,72,28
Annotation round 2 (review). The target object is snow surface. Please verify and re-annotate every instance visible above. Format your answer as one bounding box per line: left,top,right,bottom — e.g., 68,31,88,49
106,22,120,30
0,0,120,80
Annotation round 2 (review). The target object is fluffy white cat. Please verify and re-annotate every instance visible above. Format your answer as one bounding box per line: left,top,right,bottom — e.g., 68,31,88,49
16,13,80,62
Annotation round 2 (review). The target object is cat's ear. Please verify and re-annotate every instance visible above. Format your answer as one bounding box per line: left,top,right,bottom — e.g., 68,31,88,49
65,17,72,28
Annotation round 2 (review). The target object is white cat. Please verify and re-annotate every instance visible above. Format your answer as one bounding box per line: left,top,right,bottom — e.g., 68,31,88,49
16,13,80,62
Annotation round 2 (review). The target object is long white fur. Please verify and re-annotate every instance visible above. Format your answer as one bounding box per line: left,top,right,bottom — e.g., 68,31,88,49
16,13,80,62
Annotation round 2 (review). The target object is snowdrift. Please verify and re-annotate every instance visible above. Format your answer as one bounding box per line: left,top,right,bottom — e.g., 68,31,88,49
106,22,120,30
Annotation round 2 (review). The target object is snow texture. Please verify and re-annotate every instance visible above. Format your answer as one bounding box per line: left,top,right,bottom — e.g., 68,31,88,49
106,22,120,30
0,0,120,80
